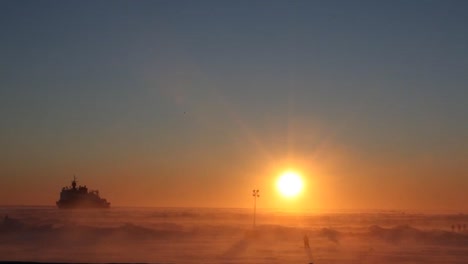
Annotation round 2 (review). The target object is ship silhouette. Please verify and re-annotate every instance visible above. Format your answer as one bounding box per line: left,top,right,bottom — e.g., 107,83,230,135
56,176,110,209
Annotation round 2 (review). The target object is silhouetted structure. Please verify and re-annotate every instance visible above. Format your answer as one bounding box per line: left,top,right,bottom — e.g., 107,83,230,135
304,234,310,248
56,176,110,209
252,189,259,228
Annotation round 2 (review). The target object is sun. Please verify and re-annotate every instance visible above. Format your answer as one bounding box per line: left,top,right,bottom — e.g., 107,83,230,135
276,171,303,198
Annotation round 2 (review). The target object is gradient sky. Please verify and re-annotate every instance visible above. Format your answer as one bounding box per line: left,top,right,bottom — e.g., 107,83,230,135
1,1,467,211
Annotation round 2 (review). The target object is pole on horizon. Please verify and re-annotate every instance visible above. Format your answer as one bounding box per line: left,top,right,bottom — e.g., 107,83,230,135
252,189,260,229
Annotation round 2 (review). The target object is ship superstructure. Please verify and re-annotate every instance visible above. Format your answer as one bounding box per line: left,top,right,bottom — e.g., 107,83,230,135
56,176,110,209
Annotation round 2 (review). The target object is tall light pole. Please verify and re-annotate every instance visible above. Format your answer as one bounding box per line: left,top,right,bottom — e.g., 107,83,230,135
252,189,260,229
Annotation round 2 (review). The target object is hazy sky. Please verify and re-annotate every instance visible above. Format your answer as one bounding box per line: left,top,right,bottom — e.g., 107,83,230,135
1,1,467,210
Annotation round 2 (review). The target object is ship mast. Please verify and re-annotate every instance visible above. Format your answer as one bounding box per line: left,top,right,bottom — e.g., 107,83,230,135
72,175,77,190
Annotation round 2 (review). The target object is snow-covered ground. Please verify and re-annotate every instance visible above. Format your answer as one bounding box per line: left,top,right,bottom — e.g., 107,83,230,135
1,207,467,263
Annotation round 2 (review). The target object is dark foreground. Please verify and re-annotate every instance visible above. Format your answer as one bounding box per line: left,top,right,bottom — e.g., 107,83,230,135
1,207,468,264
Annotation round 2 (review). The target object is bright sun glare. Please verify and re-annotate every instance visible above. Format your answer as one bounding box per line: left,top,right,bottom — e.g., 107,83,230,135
277,171,303,198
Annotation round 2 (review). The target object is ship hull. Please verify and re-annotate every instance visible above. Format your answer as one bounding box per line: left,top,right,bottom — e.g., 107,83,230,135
56,200,110,209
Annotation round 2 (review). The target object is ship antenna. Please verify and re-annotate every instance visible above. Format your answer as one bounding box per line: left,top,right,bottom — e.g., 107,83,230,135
72,175,77,189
